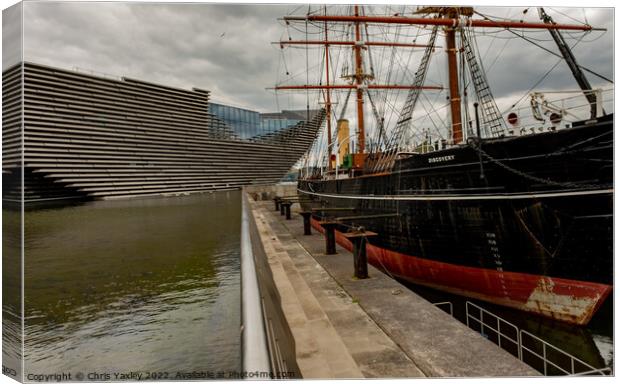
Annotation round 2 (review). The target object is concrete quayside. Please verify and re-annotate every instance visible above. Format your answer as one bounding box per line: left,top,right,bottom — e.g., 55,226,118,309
240,184,552,378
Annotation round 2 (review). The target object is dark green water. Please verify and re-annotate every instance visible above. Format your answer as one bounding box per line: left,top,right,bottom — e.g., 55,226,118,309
9,191,241,377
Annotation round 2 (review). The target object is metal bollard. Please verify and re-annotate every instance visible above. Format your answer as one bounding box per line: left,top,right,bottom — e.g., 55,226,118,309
344,230,377,279
299,212,312,235
282,202,292,220
319,222,338,255
274,197,281,211
350,236,368,279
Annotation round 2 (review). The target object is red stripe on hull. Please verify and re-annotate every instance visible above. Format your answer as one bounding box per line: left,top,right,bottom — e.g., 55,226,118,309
310,218,611,325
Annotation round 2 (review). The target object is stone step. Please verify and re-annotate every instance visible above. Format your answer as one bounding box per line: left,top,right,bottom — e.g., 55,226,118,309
252,207,363,378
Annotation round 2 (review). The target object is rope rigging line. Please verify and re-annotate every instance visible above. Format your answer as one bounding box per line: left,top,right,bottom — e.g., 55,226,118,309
485,9,513,58
474,9,613,84
461,26,506,138
460,35,472,139
502,32,588,115
366,89,388,148
370,25,439,173
505,29,612,84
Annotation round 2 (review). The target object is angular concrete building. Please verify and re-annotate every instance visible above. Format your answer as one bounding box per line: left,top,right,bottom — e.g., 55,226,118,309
2,62,324,203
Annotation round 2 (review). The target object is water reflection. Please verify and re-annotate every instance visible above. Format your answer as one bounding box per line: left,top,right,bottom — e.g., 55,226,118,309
3,207,23,380
21,191,241,375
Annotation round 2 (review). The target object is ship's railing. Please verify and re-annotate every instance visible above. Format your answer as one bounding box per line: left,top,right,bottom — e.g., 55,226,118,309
465,301,521,360
400,87,613,153
500,88,614,135
464,301,612,376
241,191,300,378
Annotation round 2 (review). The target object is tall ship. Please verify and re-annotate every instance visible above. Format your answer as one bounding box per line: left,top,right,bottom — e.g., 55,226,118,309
2,62,325,204
276,6,613,325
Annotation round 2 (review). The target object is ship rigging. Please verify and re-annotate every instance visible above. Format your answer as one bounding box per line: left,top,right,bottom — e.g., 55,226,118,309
273,5,611,176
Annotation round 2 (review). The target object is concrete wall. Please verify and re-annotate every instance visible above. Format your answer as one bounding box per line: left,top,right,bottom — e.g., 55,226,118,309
245,183,298,201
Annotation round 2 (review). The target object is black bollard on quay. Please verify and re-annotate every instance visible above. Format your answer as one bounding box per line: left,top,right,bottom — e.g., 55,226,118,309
299,211,313,235
343,230,377,279
319,221,338,255
280,201,286,216
281,201,292,220
274,197,281,211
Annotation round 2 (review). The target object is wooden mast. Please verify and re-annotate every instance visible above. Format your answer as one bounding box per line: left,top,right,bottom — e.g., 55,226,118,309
324,6,333,169
445,26,462,144
441,8,465,144
353,5,365,153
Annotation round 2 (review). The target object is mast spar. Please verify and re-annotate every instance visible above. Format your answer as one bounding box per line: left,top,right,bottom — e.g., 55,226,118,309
284,13,601,31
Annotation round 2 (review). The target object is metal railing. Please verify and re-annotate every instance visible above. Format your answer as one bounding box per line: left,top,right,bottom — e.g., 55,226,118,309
240,193,271,374
464,301,612,376
432,301,453,317
572,367,613,376
241,191,301,379
466,301,521,360
520,330,606,376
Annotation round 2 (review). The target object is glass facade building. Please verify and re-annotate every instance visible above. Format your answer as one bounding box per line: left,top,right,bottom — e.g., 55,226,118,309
209,102,302,139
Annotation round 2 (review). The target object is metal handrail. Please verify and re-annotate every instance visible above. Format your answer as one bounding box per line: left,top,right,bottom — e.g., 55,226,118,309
433,301,453,317
571,367,613,376
465,301,612,376
465,301,521,360
240,193,271,373
241,190,301,378
519,329,603,376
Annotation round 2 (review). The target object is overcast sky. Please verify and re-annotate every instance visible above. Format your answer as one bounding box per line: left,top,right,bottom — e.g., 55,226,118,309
2,1,614,123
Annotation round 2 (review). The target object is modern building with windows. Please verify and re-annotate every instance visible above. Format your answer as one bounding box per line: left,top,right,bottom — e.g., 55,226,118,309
209,102,311,140
2,62,325,203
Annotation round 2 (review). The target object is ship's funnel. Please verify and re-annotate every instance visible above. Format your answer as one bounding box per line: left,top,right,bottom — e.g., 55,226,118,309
337,119,350,166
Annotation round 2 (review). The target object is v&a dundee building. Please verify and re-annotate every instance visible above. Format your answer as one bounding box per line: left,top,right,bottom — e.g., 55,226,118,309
2,62,324,204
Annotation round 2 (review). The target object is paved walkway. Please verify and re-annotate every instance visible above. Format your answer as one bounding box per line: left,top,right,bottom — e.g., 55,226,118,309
250,198,538,378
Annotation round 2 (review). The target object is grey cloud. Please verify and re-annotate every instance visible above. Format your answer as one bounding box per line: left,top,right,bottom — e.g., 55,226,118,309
22,2,291,111
18,3,614,118
2,2,22,69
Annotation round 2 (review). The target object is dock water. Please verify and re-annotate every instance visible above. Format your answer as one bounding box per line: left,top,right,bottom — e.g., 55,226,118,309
244,188,538,378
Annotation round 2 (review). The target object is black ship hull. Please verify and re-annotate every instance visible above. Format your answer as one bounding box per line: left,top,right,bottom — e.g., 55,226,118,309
299,115,613,325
